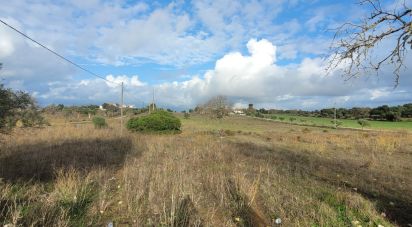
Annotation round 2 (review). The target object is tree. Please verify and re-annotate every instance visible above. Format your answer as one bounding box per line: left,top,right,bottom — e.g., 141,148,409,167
328,0,411,85
402,103,412,117
258,108,268,114
78,105,98,119
0,84,45,132
201,96,231,119
102,103,120,117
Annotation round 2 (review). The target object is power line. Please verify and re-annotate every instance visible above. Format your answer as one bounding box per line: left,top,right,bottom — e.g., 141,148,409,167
0,19,120,85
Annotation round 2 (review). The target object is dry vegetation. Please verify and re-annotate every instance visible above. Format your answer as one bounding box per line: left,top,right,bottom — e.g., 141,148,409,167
0,115,411,226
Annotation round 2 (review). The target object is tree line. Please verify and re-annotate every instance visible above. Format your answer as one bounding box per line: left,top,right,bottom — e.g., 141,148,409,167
256,103,412,122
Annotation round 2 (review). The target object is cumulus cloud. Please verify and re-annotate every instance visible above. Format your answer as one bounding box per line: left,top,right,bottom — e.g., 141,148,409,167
153,38,412,109
3,38,410,110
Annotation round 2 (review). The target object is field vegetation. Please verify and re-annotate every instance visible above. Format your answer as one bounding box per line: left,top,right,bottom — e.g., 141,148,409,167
261,113,412,130
1,114,411,226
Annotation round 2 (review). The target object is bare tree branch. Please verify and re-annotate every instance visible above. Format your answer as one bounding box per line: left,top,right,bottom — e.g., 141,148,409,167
327,0,411,86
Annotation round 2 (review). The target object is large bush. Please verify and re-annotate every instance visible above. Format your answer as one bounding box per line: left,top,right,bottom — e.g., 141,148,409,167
92,116,107,129
0,83,46,132
127,110,181,132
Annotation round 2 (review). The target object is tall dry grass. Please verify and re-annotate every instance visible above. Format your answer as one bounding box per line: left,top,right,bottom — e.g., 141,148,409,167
0,118,411,226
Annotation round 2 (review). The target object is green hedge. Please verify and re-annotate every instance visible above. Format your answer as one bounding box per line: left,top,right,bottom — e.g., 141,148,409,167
127,110,181,132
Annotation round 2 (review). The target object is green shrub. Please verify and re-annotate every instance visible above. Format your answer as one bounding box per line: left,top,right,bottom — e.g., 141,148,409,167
357,119,370,129
127,110,181,132
271,115,277,120
92,116,107,129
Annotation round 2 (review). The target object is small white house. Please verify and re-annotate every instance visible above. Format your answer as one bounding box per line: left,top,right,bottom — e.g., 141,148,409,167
232,109,245,115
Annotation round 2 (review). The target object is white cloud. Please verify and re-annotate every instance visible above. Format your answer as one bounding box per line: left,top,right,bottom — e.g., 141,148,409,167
370,88,391,100
0,32,14,57
7,38,410,110
151,38,412,109
105,75,146,88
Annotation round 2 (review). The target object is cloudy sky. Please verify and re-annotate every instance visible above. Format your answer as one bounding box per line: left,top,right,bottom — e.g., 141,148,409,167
0,0,411,110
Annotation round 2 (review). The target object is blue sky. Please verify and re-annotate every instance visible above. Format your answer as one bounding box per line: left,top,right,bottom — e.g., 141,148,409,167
0,0,411,110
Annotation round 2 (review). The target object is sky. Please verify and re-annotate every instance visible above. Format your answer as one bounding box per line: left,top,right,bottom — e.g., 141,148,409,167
0,0,411,110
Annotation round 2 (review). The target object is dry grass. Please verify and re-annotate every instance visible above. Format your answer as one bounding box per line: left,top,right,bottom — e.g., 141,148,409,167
0,116,411,226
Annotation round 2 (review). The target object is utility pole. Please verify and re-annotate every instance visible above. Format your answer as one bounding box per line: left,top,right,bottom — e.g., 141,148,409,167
334,102,337,129
152,87,155,112
120,82,124,136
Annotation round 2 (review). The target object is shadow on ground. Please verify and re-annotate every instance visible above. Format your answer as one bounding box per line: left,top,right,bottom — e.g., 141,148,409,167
231,141,412,226
0,137,133,183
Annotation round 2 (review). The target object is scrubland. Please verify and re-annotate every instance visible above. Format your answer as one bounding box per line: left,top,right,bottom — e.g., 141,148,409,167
0,115,411,226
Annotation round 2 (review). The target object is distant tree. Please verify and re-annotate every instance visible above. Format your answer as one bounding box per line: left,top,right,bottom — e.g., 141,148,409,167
188,108,194,113
258,108,268,114
386,111,401,122
57,104,64,111
358,119,371,130
350,107,371,119
369,105,402,121
279,116,285,121
402,103,412,117
202,96,231,119
102,103,119,117
370,105,389,120
289,117,297,122
320,108,334,118
78,106,98,119
328,0,412,85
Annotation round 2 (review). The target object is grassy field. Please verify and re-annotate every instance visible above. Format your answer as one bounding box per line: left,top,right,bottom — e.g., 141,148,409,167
0,114,411,226
263,114,412,130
